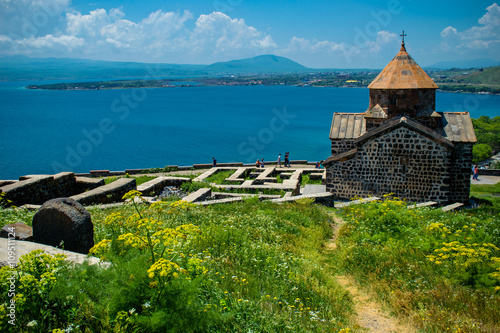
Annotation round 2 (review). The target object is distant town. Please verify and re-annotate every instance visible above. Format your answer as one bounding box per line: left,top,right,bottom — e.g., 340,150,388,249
26,67,500,94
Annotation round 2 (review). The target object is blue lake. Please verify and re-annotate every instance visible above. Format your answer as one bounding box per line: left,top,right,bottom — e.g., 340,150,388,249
0,81,499,180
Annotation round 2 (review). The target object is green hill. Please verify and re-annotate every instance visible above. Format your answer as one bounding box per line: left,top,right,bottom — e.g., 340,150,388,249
431,66,500,93
460,66,500,85
205,55,308,73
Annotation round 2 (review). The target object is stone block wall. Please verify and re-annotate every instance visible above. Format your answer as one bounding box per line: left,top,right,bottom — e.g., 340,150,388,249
326,127,454,203
331,139,356,155
369,89,435,119
448,144,473,203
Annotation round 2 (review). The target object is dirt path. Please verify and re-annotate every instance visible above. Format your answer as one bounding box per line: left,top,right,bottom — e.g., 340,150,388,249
328,213,416,333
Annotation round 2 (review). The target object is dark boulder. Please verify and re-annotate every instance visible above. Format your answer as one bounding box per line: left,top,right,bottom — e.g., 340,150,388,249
32,198,93,254
0,222,33,241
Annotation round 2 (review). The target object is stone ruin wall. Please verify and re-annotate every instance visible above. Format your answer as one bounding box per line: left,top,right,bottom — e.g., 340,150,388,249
1,172,77,207
326,127,456,203
0,172,104,207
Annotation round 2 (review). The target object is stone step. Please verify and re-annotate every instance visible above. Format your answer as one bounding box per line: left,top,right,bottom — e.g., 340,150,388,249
407,201,438,209
441,202,464,212
301,184,327,195
0,238,108,268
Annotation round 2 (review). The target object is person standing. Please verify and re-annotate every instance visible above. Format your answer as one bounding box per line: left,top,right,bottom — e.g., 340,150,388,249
277,153,282,167
261,158,265,168
284,152,289,167
473,164,479,180
212,157,217,167
256,159,261,168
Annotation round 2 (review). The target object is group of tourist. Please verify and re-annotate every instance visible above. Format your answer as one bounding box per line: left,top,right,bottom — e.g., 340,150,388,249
213,153,325,169
277,152,291,168
255,152,291,168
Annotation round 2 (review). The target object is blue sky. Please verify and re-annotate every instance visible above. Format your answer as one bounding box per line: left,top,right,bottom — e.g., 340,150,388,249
1,0,499,68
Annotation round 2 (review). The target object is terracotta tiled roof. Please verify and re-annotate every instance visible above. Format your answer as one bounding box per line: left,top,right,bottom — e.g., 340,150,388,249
438,112,477,143
368,44,439,90
329,113,366,139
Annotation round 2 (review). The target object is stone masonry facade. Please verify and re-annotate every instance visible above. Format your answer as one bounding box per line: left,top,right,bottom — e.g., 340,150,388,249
326,127,455,203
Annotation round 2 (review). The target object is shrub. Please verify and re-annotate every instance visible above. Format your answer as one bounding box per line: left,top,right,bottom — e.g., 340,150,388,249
473,143,493,163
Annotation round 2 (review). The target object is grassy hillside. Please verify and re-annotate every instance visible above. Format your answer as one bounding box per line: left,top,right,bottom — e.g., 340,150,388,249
0,196,355,332
334,192,500,332
432,66,500,93
461,66,500,85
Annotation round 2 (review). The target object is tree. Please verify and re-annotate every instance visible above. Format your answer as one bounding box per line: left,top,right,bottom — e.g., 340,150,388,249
473,143,493,164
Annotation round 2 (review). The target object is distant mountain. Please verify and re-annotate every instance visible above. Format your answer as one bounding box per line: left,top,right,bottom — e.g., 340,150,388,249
426,58,500,70
205,55,308,73
0,54,311,81
0,55,206,81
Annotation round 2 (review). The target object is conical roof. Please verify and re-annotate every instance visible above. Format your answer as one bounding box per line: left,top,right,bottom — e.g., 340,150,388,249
368,43,438,89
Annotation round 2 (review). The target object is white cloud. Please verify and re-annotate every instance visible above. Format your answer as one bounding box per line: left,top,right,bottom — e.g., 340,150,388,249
189,12,277,58
366,31,398,53
441,26,457,38
441,3,500,52
282,36,348,54
19,34,84,49
0,4,278,63
278,31,398,67
0,0,69,38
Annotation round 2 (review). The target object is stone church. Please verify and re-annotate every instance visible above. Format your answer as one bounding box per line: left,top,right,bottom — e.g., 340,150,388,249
323,37,476,204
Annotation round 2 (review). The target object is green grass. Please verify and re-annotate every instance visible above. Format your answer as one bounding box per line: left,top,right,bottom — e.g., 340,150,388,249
471,181,500,196
168,172,201,180
0,207,35,229
103,175,120,185
204,170,236,185
300,173,323,186
133,175,156,186
332,195,500,332
0,197,355,332
470,182,500,214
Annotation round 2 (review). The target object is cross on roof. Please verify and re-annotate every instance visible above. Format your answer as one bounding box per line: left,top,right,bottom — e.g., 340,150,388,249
400,31,407,44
